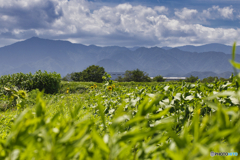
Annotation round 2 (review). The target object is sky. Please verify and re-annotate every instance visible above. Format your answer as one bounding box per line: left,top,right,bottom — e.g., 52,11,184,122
0,0,240,47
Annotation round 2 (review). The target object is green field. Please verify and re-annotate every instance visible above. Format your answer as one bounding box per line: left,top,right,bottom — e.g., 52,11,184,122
0,79,240,160
0,44,239,159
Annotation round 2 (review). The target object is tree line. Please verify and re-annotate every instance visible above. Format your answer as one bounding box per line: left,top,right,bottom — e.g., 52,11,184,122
185,75,232,83
62,65,232,83
62,65,165,82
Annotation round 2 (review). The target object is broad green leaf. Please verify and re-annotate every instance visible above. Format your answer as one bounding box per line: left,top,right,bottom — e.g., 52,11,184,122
91,129,109,153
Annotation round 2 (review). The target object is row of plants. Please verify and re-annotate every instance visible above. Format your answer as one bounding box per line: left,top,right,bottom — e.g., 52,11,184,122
0,70,61,94
185,75,232,83
0,71,239,159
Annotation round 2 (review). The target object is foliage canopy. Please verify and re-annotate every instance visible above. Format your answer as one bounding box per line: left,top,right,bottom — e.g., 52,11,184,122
0,70,61,94
185,75,199,83
153,75,165,82
116,69,151,82
70,65,105,83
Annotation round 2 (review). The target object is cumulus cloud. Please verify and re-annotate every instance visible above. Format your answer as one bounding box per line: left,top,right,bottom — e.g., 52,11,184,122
0,0,62,30
237,14,240,19
154,6,168,14
175,8,198,20
0,0,239,47
202,5,234,20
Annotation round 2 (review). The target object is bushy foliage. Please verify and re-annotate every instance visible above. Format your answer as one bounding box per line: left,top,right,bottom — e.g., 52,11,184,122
116,69,151,82
115,76,125,82
0,70,61,94
201,76,231,83
71,65,105,82
153,75,165,82
185,75,199,83
1,76,240,159
59,81,89,94
102,72,113,86
0,86,28,110
70,72,83,81
0,43,240,159
201,76,218,83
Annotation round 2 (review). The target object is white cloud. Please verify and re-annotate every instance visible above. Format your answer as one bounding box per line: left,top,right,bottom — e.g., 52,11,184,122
202,5,234,20
154,6,168,14
237,14,240,19
0,0,49,8
0,0,239,47
213,6,233,19
175,8,198,20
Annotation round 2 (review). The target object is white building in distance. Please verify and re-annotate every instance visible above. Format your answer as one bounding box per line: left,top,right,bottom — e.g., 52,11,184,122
150,77,186,81
163,77,186,81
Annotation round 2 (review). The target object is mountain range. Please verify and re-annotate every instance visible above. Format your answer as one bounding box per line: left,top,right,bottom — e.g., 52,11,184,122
0,37,239,79
162,43,240,55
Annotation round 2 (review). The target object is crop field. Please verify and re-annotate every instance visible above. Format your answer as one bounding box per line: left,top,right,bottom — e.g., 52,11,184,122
0,44,239,160
0,78,240,160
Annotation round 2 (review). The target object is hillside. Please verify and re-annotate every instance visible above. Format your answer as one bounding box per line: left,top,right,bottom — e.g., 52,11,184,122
0,37,239,78
163,43,240,54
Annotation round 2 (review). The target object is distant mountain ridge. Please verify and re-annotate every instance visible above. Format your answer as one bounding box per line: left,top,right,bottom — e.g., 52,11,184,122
0,37,239,79
162,43,240,55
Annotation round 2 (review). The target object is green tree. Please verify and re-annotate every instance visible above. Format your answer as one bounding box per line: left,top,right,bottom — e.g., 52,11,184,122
185,75,199,83
153,75,165,82
124,69,151,82
81,65,105,83
202,76,218,83
115,76,124,82
70,72,83,81
70,65,105,82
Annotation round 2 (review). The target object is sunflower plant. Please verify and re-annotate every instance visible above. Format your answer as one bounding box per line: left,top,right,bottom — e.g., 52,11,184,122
66,87,70,94
2,86,28,110
107,86,113,91
102,72,113,86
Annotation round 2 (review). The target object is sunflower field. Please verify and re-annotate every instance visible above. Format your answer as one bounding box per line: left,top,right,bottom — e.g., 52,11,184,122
0,44,239,160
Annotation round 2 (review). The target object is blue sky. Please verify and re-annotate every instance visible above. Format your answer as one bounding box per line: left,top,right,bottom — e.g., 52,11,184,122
0,0,240,47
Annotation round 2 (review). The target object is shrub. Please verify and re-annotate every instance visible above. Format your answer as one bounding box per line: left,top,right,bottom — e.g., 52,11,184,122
116,69,151,82
185,75,199,83
71,65,105,82
0,70,61,94
153,75,165,82
201,76,218,83
115,76,125,82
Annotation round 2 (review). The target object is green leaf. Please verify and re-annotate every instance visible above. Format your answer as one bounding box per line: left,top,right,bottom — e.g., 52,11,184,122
232,42,236,60
59,127,75,143
97,99,106,132
91,129,109,153
229,60,240,69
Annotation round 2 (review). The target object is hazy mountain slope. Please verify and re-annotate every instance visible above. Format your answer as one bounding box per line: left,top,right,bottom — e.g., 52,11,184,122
0,37,238,77
176,43,240,54
168,49,237,73
96,59,127,72
132,47,187,76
